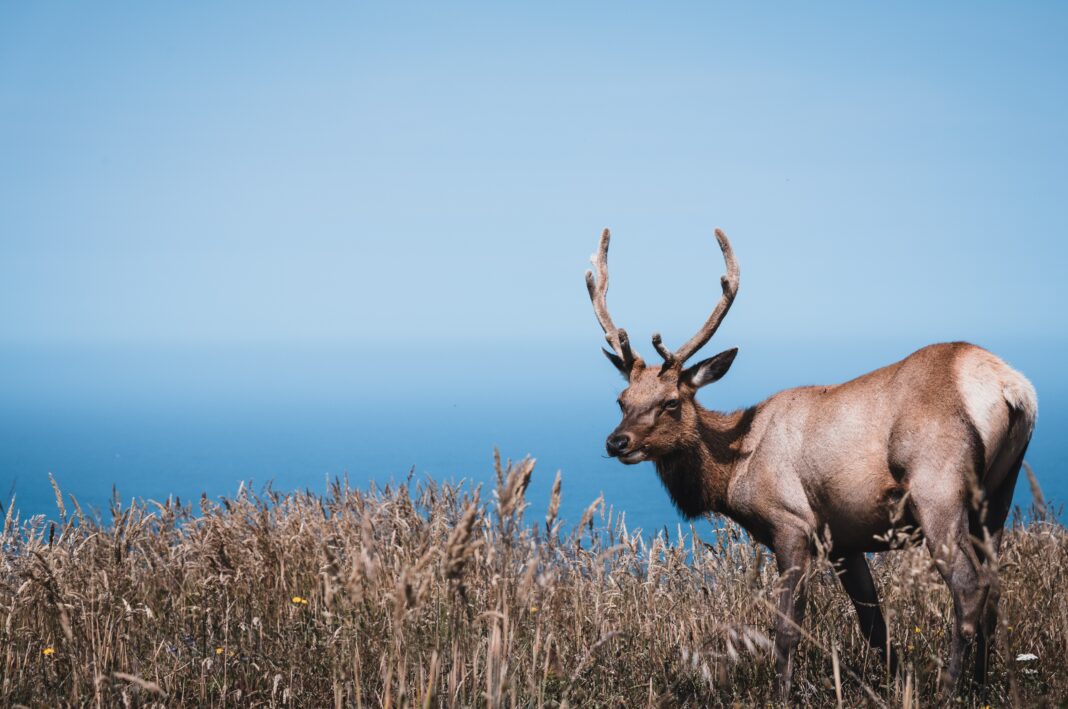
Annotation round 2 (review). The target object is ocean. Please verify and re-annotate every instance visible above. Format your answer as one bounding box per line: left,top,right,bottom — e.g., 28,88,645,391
2,338,1063,534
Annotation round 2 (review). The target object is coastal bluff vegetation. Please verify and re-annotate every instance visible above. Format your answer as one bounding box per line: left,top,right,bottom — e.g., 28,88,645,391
2,457,1064,706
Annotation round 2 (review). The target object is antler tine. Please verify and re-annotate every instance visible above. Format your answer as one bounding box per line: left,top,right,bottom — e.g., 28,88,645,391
670,228,740,364
651,332,675,366
584,229,617,338
585,228,639,364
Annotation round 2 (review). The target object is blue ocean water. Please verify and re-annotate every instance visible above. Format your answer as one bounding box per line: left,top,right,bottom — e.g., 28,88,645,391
1,339,1063,534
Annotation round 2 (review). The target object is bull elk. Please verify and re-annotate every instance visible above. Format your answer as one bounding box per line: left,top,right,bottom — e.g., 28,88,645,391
584,227,1037,696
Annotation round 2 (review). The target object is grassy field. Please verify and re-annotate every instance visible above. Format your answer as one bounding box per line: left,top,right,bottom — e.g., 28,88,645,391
1,456,1065,707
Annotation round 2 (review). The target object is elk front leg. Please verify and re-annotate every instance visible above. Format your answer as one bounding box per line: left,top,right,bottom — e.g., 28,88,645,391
835,552,898,679
772,530,811,699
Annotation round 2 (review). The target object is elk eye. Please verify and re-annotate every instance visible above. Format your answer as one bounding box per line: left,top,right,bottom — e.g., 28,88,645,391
663,398,680,411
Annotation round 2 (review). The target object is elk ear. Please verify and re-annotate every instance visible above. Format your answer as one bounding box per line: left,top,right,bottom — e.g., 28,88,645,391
602,348,631,378
682,348,738,389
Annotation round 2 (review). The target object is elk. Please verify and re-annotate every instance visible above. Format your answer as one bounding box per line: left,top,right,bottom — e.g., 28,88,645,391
585,227,1037,696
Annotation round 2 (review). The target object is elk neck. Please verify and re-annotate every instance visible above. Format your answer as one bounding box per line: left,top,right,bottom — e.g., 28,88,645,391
652,403,758,520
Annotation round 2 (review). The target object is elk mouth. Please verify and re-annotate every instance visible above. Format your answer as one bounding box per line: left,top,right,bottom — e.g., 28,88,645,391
618,446,648,464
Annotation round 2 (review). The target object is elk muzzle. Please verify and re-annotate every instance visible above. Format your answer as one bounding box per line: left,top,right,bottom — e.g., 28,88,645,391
605,432,632,457
606,431,648,463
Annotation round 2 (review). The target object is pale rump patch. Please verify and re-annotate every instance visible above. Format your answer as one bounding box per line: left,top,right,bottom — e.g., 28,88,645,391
1002,365,1039,428
954,346,1038,473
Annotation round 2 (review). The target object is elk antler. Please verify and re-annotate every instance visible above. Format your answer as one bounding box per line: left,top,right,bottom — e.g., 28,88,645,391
585,228,641,368
652,228,740,367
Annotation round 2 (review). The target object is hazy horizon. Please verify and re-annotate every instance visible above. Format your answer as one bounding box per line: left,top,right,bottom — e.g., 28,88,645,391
3,336,1064,530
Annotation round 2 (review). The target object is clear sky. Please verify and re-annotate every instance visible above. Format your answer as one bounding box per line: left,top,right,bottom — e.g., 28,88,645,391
3,2,1066,352
2,2,1068,526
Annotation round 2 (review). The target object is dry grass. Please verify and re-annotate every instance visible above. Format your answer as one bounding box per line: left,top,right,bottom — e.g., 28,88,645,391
1,458,1065,707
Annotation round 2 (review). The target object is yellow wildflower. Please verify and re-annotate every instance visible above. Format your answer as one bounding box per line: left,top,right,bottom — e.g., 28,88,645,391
914,626,922,634
42,647,55,657
215,647,225,655
291,596,309,605
530,606,539,613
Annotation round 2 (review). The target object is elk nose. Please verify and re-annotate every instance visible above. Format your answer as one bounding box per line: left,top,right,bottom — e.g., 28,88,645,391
606,433,632,457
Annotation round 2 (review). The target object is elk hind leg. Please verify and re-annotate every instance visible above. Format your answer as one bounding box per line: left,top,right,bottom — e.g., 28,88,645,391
909,479,988,691
974,448,1026,684
973,525,1004,686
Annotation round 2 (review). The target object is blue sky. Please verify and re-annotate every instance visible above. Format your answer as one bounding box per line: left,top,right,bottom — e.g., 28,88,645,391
3,2,1066,352
2,3,1067,523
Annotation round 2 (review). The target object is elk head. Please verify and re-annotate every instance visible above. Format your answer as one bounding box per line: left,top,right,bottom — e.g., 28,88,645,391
585,228,740,464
